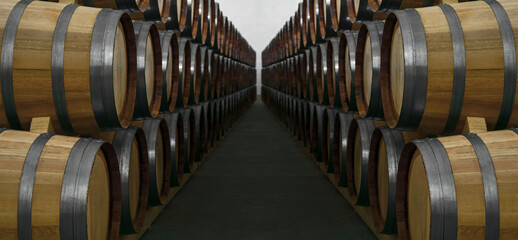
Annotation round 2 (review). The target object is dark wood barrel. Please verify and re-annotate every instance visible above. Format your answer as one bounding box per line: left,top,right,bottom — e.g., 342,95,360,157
159,30,180,112
166,0,187,31
355,21,384,119
181,0,200,39
0,128,121,239
208,100,217,148
323,107,339,173
187,42,202,105
210,1,219,49
201,47,211,102
176,37,191,108
381,0,518,135
140,118,171,206
316,0,341,39
180,107,196,173
133,21,163,120
346,0,374,25
332,112,355,185
346,118,385,205
202,101,211,153
396,129,518,240
327,37,341,108
339,30,359,112
163,112,185,186
316,43,330,105
367,127,423,234
75,0,171,24
193,104,206,162
0,1,137,136
110,127,149,234
198,46,209,102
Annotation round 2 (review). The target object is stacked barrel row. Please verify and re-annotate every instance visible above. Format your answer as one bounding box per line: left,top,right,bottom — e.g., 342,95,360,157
262,0,518,239
0,0,256,239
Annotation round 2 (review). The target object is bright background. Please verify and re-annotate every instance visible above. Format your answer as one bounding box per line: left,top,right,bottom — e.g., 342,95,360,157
216,0,302,94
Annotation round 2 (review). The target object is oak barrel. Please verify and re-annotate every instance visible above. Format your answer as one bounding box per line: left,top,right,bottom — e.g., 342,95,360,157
332,111,354,185
187,42,202,104
163,112,185,186
193,104,206,162
159,30,180,112
0,128,121,239
0,1,137,135
176,37,191,108
381,0,518,135
180,107,196,173
396,129,518,239
339,30,359,112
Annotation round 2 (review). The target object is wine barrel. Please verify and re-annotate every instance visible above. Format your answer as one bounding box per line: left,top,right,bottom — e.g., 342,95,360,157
176,37,191,108
140,118,171,206
217,15,226,53
163,112,185,186
0,1,136,136
297,53,307,100
199,0,209,44
302,100,311,148
202,48,211,101
305,49,315,101
159,30,180,112
181,0,200,39
72,0,148,14
213,99,222,142
297,99,307,145
193,104,206,162
166,0,187,31
202,101,211,152
199,46,209,102
110,127,149,234
396,129,518,240
340,30,359,112
346,118,385,205
355,21,384,119
207,100,216,148
316,0,341,39
368,0,467,18
311,104,326,162
308,0,318,45
327,37,341,107
323,107,338,173
367,127,423,234
133,21,162,120
180,107,196,173
332,111,354,185
346,0,374,25
298,2,308,49
381,0,518,135
187,42,202,104
210,1,219,48
0,128,121,239
209,52,219,100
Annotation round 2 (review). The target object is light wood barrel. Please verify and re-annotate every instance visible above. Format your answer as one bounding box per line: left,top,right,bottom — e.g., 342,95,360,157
0,128,121,240
133,21,163,120
396,129,518,239
381,0,518,135
163,112,185,186
346,118,385,205
332,111,354,185
0,1,137,136
159,30,180,112
176,37,191,108
367,127,423,234
110,127,149,234
339,30,358,112
355,21,384,119
166,0,187,31
187,42,202,104
140,118,171,206
180,107,196,173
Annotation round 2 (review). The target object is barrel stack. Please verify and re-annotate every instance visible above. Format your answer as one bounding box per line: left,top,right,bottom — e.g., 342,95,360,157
0,0,256,239
262,0,518,239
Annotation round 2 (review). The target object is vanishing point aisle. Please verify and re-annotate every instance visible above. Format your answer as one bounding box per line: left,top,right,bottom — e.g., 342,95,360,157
141,100,375,239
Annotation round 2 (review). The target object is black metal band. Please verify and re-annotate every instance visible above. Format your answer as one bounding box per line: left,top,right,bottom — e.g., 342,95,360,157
159,30,174,112
52,4,79,135
394,9,428,130
90,9,124,131
344,30,358,111
133,21,157,119
143,118,169,206
18,133,54,240
352,118,375,206
337,112,354,187
364,21,384,118
439,4,466,135
484,0,517,130
463,133,499,240
1,0,31,130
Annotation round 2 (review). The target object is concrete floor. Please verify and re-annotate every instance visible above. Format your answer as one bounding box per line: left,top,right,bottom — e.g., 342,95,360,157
141,100,376,240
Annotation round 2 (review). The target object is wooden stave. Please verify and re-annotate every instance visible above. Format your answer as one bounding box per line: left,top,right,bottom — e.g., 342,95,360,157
132,21,163,120
163,112,185,186
159,30,180,112
355,21,384,119
111,126,150,234
0,128,121,240
0,1,137,136
141,118,171,206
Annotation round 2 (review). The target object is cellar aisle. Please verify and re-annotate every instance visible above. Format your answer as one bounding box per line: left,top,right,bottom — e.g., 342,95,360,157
141,100,375,240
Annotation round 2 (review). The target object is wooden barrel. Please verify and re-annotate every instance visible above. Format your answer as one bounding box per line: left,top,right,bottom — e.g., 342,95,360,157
381,0,518,135
159,30,180,112
0,1,137,136
323,107,339,173
305,49,315,101
314,45,329,104
298,2,308,49
202,101,211,153
72,0,148,14
332,111,354,185
0,128,121,239
355,21,384,119
176,37,191,108
213,99,222,142
203,49,213,101
327,37,341,108
346,118,385,205
181,0,200,39
215,55,224,98
210,1,219,49
193,104,206,162
166,0,187,31
308,0,318,45
316,0,341,39
199,46,209,102
340,30,359,112
368,0,467,18
396,129,518,240
133,21,163,120
199,0,210,44
346,0,374,25
298,52,308,100
187,42,202,104
110,127,149,234
163,112,185,186
180,107,196,173
217,15,226,53
209,52,219,100
367,127,423,234
311,104,326,162
207,101,216,148
140,118,171,206
302,100,311,148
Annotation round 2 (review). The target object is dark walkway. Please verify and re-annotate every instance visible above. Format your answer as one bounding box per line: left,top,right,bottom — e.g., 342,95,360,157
141,100,375,240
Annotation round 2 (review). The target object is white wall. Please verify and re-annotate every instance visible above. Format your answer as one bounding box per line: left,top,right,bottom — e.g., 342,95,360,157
217,0,302,94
